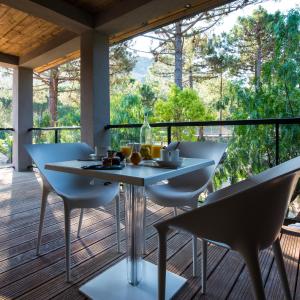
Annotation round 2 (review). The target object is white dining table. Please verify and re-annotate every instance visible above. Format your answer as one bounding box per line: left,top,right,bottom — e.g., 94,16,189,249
45,157,214,300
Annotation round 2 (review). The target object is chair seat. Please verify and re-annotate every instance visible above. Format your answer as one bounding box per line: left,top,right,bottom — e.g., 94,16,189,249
55,181,119,209
146,183,201,207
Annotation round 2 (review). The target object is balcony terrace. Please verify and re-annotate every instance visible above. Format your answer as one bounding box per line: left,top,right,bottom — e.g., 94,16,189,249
0,0,300,299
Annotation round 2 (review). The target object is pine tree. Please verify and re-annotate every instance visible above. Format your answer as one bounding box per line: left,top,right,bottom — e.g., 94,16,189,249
147,0,263,89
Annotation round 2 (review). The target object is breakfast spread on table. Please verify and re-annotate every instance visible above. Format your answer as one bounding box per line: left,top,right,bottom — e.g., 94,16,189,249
81,141,183,170
81,122,183,169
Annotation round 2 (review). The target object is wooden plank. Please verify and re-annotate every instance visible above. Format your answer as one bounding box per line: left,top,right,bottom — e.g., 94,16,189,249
0,15,64,56
191,248,245,299
227,247,274,300
0,7,27,38
175,243,228,299
0,0,93,34
265,233,300,299
0,4,67,57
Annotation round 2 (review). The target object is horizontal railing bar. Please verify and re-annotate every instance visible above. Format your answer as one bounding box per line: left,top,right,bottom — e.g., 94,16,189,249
24,118,300,132
105,117,300,129
28,126,80,131
0,128,14,131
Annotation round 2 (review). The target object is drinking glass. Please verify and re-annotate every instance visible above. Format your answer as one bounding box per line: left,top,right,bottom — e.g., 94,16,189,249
120,140,132,162
151,142,162,159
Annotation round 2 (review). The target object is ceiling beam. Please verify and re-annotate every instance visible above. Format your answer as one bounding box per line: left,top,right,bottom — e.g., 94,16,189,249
34,50,80,73
19,31,79,70
95,0,231,38
0,0,93,34
109,0,233,43
0,52,19,68
95,0,152,31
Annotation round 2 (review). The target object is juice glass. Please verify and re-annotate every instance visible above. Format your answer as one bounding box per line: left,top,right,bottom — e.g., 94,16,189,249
120,141,132,161
151,143,162,159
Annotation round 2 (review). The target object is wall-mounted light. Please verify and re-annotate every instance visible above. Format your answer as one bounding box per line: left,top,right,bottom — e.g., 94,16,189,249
185,4,191,9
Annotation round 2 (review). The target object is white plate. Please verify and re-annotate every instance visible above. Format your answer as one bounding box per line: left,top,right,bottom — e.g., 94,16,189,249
155,158,183,169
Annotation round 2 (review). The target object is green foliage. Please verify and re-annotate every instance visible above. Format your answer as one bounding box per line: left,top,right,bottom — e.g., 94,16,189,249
110,91,143,149
139,84,156,114
216,8,300,185
0,132,12,163
227,7,274,82
153,85,212,140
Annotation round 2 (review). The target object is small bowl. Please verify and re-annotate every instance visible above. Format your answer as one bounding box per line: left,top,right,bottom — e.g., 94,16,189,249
88,153,102,161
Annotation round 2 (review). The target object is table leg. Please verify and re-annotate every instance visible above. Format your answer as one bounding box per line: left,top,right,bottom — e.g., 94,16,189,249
79,184,186,300
124,184,145,286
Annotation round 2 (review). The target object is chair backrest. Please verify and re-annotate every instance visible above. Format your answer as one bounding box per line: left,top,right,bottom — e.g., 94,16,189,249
25,143,94,191
168,141,227,189
220,173,298,250
206,156,300,205
159,158,300,251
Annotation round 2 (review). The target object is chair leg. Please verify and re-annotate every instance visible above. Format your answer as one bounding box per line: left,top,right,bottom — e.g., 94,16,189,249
173,207,178,216
272,238,292,300
201,240,207,294
64,204,72,282
241,248,266,300
36,185,50,255
115,193,121,253
77,208,84,238
157,229,168,300
192,235,199,276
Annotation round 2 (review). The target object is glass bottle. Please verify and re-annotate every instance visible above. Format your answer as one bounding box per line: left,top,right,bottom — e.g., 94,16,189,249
140,112,152,145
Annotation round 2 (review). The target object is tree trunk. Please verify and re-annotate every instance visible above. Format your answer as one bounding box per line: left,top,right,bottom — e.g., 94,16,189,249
255,40,262,93
49,68,59,126
174,22,183,89
189,67,193,89
219,71,223,137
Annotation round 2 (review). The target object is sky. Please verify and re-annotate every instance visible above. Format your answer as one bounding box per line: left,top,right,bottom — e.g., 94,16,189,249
131,0,300,57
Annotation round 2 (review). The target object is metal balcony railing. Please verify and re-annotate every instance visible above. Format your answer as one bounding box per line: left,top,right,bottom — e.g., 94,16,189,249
29,126,80,143
105,117,300,166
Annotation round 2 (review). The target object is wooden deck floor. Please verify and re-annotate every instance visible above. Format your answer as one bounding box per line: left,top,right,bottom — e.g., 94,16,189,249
0,168,299,300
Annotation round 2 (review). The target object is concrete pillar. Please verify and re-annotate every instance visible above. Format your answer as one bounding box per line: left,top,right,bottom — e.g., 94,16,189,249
12,67,33,171
80,31,110,149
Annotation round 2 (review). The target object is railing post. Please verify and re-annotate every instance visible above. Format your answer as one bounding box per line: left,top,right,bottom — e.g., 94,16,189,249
167,126,172,144
55,129,59,143
275,123,280,165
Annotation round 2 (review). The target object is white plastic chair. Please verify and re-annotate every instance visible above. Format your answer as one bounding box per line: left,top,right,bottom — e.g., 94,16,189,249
25,143,121,282
155,156,300,300
145,141,227,275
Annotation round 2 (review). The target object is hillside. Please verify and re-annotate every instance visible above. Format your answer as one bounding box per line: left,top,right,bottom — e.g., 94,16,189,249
131,56,152,82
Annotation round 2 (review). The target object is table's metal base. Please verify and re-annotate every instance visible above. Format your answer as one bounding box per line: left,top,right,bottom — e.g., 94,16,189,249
79,259,187,300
